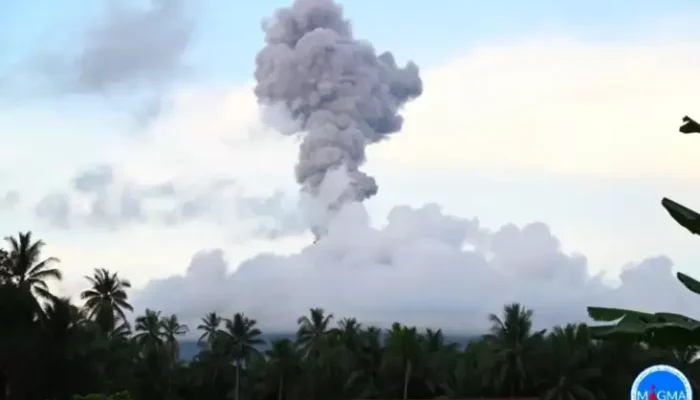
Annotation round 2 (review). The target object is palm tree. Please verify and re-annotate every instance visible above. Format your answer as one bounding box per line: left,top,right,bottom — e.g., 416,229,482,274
42,297,82,327
297,308,333,357
80,268,133,333
483,302,545,397
455,337,492,397
328,317,363,391
197,312,223,350
594,339,648,399
223,313,264,400
161,314,188,362
264,339,302,400
133,309,164,352
296,308,333,400
110,320,132,341
541,324,601,400
3,232,61,303
336,317,362,351
346,326,384,398
383,322,423,399
422,328,458,397
39,297,87,399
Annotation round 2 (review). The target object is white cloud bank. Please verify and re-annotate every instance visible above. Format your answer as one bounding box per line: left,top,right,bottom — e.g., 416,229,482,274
370,38,700,179
128,35,700,334
133,183,689,333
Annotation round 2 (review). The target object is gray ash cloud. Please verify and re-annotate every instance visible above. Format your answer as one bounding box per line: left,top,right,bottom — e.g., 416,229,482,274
254,0,422,203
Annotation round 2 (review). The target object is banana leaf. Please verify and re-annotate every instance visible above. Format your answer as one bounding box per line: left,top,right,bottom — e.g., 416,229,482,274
587,306,700,346
680,116,700,134
662,198,700,235
592,308,700,325
677,272,700,295
594,323,700,347
587,307,649,322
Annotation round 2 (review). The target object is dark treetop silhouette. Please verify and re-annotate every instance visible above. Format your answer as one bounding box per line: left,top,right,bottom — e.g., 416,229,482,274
1,233,697,400
587,116,700,347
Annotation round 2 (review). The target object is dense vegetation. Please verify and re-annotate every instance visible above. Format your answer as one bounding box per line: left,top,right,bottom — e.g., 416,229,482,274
0,231,696,400
584,116,700,347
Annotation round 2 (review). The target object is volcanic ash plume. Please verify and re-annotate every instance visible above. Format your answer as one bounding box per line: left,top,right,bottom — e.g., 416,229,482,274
253,0,423,207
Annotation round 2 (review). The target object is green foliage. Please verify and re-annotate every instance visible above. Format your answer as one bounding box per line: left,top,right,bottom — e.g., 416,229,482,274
1,228,698,400
587,116,700,347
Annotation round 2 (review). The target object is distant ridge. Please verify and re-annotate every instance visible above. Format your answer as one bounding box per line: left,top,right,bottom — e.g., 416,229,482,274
178,333,480,361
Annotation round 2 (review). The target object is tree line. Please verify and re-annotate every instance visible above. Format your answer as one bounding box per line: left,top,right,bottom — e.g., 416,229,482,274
0,231,695,400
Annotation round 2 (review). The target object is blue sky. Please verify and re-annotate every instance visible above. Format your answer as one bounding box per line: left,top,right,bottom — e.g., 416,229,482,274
3,0,700,330
5,0,700,84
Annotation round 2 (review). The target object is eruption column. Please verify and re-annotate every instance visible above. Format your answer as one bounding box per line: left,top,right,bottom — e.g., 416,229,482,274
254,0,423,226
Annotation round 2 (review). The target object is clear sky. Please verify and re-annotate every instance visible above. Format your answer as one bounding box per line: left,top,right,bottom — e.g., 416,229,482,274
3,0,700,332
5,0,700,82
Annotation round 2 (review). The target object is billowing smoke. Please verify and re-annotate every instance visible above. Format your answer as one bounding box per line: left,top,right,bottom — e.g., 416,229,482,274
129,0,695,335
254,0,422,210
132,195,695,334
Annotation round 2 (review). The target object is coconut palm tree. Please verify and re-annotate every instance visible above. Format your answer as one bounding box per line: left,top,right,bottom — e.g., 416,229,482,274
110,320,132,341
3,232,61,304
263,339,302,400
223,312,264,400
454,337,492,397
80,268,133,333
346,326,384,398
197,312,223,350
322,317,362,387
483,302,545,397
421,328,459,397
297,308,333,357
336,317,362,351
382,322,423,399
541,324,601,400
38,297,89,400
296,308,333,400
161,314,188,362
133,309,164,352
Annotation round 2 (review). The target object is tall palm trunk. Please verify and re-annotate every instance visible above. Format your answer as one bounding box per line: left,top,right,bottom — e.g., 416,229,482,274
235,358,241,400
403,360,412,400
309,361,316,400
278,374,284,400
308,349,318,400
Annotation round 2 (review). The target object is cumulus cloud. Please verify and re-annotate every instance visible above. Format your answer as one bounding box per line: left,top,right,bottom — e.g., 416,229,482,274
34,164,305,238
132,184,693,334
